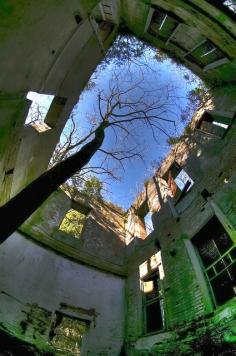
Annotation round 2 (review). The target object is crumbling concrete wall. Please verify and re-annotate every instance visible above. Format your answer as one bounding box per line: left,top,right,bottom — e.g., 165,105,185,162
20,189,127,276
0,232,125,355
0,0,118,204
121,0,236,84
0,95,31,205
124,84,236,354
0,1,236,354
1,0,236,205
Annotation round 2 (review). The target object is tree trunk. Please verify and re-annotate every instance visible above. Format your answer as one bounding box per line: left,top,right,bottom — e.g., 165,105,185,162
0,124,106,243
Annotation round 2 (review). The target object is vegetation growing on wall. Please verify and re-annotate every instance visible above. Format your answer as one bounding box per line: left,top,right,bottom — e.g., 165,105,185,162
59,209,86,239
50,315,87,355
167,84,211,145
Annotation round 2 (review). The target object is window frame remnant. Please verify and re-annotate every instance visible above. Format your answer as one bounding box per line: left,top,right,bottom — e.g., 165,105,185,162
59,207,88,239
162,161,194,204
97,20,115,42
174,169,194,193
196,110,234,138
203,0,236,21
50,311,88,355
144,211,154,235
145,6,181,42
185,39,227,69
139,252,165,335
223,0,236,13
145,4,232,71
135,200,154,238
25,92,55,132
192,216,236,306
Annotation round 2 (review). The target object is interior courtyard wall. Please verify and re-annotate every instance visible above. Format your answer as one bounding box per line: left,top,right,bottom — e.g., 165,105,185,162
21,189,127,275
0,0,116,204
124,84,236,353
0,232,125,355
0,1,236,354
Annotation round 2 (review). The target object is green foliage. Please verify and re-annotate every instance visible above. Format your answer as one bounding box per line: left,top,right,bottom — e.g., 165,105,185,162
51,315,87,355
167,125,192,146
167,84,211,146
60,177,103,238
59,209,86,239
154,48,169,63
62,175,103,201
84,79,96,92
81,176,103,200
101,33,154,67
188,85,209,106
181,84,210,123
167,136,180,145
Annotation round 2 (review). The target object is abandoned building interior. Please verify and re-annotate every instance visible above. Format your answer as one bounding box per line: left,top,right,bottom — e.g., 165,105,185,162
0,0,236,354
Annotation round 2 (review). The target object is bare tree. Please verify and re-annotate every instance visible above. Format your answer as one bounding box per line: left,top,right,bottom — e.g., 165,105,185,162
0,69,179,242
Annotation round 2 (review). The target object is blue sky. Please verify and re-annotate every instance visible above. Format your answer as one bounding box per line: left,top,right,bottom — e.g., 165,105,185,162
26,42,201,210
71,50,201,209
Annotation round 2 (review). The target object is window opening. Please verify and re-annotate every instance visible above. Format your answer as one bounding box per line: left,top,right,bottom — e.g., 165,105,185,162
25,91,54,132
174,169,194,192
135,200,154,238
98,21,114,42
163,162,194,203
223,0,236,13
139,252,165,334
201,189,212,201
59,209,87,239
147,9,179,40
74,12,82,25
192,216,236,306
196,111,232,137
50,313,87,356
186,40,225,68
205,0,236,19
144,211,154,235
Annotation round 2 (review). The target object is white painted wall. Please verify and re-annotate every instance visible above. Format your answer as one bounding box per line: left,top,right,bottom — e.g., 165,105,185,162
0,232,125,355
